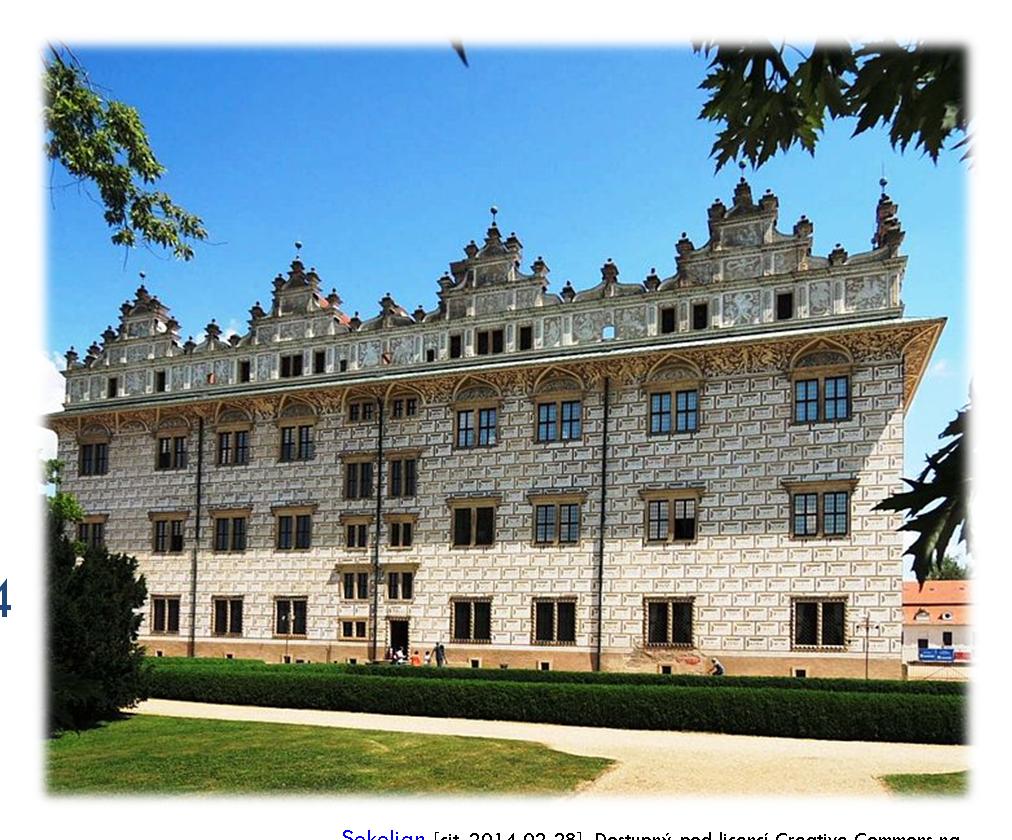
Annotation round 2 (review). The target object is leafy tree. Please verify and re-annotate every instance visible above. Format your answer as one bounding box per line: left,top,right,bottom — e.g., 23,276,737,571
44,46,207,260
695,42,967,171
927,555,971,581
875,407,969,585
46,461,148,732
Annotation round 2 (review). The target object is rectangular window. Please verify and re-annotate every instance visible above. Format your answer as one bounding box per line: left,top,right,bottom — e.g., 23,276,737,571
214,517,230,552
475,329,504,355
277,516,293,550
645,599,693,646
313,350,326,374
534,504,556,544
76,521,105,549
345,522,369,549
692,302,709,330
533,599,576,644
239,360,251,382
456,406,500,447
276,513,311,550
660,306,676,334
212,598,243,636
388,457,417,498
151,596,180,634
107,377,118,398
348,401,374,423
280,354,303,378
942,630,953,647
452,504,496,547
672,499,696,540
389,520,414,548
275,598,307,636
79,442,109,476
536,403,556,442
794,599,846,648
478,408,497,446
217,430,250,466
537,400,581,442
645,495,698,542
156,436,187,470
152,517,186,553
346,461,374,499
449,334,463,358
824,376,850,421
794,379,820,423
387,571,414,601
295,515,312,549
793,493,819,537
340,619,369,640
342,572,370,600
792,490,850,538
452,599,492,642
647,500,669,542
339,358,348,372
533,502,581,545
280,425,314,461
822,491,849,536
476,330,489,355
519,325,533,351
650,393,672,434
426,348,436,363
675,390,698,432
217,432,232,466
155,370,167,392
456,410,473,447
776,291,794,321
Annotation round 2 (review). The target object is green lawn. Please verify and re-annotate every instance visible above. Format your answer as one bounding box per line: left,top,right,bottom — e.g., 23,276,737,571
880,771,968,796
48,714,612,794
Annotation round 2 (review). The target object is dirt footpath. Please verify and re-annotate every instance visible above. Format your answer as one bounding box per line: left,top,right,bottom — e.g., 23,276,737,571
135,699,969,796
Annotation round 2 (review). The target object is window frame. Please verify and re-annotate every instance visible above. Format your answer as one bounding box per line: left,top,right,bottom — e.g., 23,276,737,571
150,595,181,635
784,480,856,540
534,397,583,443
343,455,376,500
648,387,699,435
210,509,250,553
643,597,694,648
387,450,421,498
78,440,110,476
211,596,244,637
341,570,371,601
341,514,371,550
216,423,251,467
273,596,308,638
272,505,316,551
385,513,418,549
790,353,853,426
154,434,188,471
339,617,370,640
450,597,493,643
528,493,586,547
448,497,500,548
453,400,500,449
347,399,377,424
149,511,188,554
639,488,702,545
76,515,108,550
531,597,578,646
791,597,847,650
386,570,416,602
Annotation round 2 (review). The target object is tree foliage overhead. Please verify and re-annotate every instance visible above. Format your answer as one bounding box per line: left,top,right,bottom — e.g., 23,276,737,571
44,47,207,261
927,555,971,581
875,407,969,586
695,42,967,171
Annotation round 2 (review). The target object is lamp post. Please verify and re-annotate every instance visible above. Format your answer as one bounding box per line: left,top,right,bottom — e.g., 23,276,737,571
860,613,879,680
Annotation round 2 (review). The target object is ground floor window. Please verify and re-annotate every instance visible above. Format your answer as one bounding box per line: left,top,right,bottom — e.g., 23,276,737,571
340,619,368,640
793,598,846,648
533,598,576,644
451,599,492,642
151,596,180,634
212,597,243,636
644,598,693,646
275,597,307,636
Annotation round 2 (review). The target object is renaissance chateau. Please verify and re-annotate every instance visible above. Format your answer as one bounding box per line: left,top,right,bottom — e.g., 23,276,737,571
49,177,942,677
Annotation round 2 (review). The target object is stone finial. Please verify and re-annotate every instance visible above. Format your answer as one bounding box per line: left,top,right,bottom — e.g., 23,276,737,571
120,300,132,316
305,266,320,288
165,316,180,334
273,273,285,291
793,214,814,239
327,288,342,308
349,311,362,331
205,319,222,341
228,334,241,348
413,304,427,322
183,336,197,354
759,188,779,213
561,281,576,303
483,224,503,248
531,256,549,278
873,190,904,255
643,268,661,292
84,343,100,366
65,346,79,368
249,301,266,321
101,325,117,345
732,173,754,209
464,240,479,259
828,243,849,266
708,198,727,222
135,283,150,302
505,231,522,252
676,232,695,257
601,258,619,285
438,272,455,292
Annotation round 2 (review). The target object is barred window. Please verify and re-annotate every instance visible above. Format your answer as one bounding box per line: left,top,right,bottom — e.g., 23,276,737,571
645,599,693,646
452,599,492,642
794,599,846,648
533,599,576,644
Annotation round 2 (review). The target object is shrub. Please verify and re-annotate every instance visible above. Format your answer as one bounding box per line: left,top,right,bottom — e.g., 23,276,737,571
146,667,965,744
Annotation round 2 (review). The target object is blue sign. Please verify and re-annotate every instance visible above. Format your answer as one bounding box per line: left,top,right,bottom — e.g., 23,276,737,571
919,648,956,662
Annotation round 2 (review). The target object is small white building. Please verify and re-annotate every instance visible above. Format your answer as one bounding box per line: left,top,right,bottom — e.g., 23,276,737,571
903,580,971,678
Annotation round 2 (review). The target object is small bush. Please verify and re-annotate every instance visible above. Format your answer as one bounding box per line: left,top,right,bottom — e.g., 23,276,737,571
146,667,965,744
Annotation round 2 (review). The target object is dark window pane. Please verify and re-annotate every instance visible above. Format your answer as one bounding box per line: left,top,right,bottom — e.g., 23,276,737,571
648,500,669,541
475,507,494,545
314,350,325,374
535,602,555,642
229,600,243,635
559,504,580,543
492,329,504,354
647,602,669,644
556,602,576,642
450,334,462,358
454,508,472,546
296,515,312,549
167,599,180,632
473,601,491,640
660,307,676,334
153,599,166,632
672,602,693,644
356,573,369,600
650,393,671,434
821,602,845,646
795,602,819,646
457,410,474,448
239,360,251,382
477,331,489,355
519,325,533,350
561,401,581,439
402,572,413,600
454,601,472,640
215,518,229,551
343,573,355,599
214,600,228,635
537,403,556,442
390,460,402,497
404,459,416,496
692,302,708,330
277,516,292,549
232,517,246,551
478,408,496,446
776,291,794,320
388,572,400,600
292,600,307,635
535,505,555,544
276,600,290,634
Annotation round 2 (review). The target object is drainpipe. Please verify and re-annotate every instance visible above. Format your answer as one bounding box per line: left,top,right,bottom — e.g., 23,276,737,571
370,399,385,663
188,416,204,658
594,377,610,671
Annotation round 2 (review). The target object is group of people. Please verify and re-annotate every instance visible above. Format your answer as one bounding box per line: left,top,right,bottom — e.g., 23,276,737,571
387,642,446,667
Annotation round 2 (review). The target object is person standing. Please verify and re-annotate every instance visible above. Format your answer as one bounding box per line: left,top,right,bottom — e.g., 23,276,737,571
435,641,446,667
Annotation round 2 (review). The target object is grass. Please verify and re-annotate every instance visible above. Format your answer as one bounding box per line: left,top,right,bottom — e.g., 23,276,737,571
48,714,612,794
880,771,968,796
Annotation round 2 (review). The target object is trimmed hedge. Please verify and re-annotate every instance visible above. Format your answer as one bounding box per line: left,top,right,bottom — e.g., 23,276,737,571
146,666,966,744
148,657,966,696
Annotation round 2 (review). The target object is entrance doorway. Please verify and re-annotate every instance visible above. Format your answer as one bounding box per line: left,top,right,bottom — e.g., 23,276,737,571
389,619,409,654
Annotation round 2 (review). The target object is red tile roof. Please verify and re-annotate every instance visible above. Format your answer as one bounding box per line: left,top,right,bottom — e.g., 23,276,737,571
903,580,970,625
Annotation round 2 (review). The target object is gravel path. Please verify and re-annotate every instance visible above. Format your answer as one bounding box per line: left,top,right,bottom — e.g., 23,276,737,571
134,699,969,796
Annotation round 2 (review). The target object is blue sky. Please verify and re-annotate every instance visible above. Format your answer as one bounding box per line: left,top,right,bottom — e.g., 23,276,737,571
45,46,968,478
